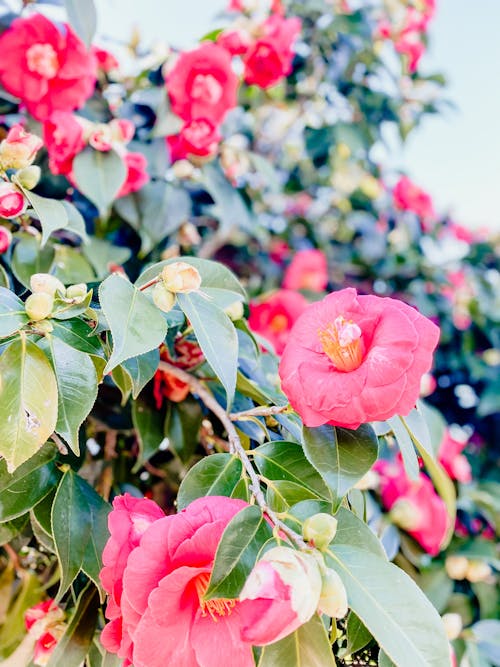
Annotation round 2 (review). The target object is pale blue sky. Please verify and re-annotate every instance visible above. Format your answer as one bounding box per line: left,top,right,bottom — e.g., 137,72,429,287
94,0,500,230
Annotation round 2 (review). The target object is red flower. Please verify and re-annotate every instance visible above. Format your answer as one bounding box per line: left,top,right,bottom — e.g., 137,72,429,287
217,29,252,56
91,45,119,73
375,458,449,556
438,429,472,483
167,119,221,162
279,288,440,429
167,43,238,125
43,111,85,175
0,182,28,218
0,226,12,253
0,14,96,121
393,176,435,220
282,249,328,292
100,495,307,667
153,340,203,408
243,15,301,89
249,289,308,355
118,152,149,197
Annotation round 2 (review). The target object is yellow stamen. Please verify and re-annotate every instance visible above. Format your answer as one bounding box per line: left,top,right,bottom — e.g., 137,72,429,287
194,572,237,623
269,314,288,333
318,315,364,372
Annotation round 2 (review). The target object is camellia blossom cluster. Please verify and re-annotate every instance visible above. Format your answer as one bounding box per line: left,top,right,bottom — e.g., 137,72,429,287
100,494,344,667
279,288,440,429
24,599,66,666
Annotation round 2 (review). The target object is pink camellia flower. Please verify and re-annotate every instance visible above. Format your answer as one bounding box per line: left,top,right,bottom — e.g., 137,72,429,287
393,176,435,221
395,33,425,73
25,599,66,666
0,124,43,170
217,29,252,56
117,152,149,198
282,249,328,292
375,458,450,556
167,119,222,162
0,226,12,253
438,429,472,483
100,495,310,667
243,14,301,89
248,289,308,355
0,14,96,121
0,182,28,218
43,111,86,175
91,46,119,73
279,288,440,429
167,43,238,125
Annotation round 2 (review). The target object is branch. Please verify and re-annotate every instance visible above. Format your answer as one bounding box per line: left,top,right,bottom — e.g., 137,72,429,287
158,361,306,548
230,405,289,421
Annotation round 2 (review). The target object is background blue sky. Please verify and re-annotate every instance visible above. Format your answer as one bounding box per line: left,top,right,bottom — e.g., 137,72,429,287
94,0,500,231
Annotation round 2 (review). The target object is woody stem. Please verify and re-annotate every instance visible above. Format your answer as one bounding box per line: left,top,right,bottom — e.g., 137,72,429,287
158,361,306,549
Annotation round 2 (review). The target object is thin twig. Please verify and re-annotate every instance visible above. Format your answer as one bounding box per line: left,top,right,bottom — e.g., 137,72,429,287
230,405,289,421
138,276,160,291
158,361,306,548
51,433,68,456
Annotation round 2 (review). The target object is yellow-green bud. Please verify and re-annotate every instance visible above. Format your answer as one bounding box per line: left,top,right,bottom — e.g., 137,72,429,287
445,555,469,580
442,613,463,641
224,300,244,321
161,261,201,294
34,320,54,334
15,165,41,190
317,567,348,619
65,283,88,300
25,292,54,321
152,281,176,313
30,273,65,296
303,513,338,550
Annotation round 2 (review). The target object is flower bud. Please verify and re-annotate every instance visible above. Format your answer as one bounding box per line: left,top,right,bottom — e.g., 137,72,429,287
109,118,135,144
389,499,421,531
224,300,244,321
0,182,28,219
442,613,463,641
178,222,201,247
25,293,54,321
152,281,176,313
445,555,469,580
317,567,348,619
30,273,65,296
65,283,87,300
0,226,12,253
465,560,492,583
0,124,43,170
161,261,201,294
15,165,41,190
172,159,196,180
359,175,382,200
303,513,338,550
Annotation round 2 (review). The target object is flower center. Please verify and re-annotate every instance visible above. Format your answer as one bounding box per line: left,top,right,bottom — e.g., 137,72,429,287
194,572,236,622
26,43,59,78
191,74,223,104
269,314,288,333
318,315,364,372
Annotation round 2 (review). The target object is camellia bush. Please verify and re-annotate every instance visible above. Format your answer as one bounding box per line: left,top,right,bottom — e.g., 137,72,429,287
0,1,498,666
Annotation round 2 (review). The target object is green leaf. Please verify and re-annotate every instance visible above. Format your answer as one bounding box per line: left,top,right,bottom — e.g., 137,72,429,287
206,505,272,600
302,424,378,510
386,416,419,480
99,274,167,374
326,545,451,667
164,397,203,463
47,337,98,453
11,234,54,288
52,470,110,597
0,515,29,546
258,614,337,667
0,447,59,522
111,364,133,405
63,0,97,48
266,480,321,512
0,286,28,338
178,291,238,404
121,347,159,399
177,454,243,510
334,507,387,559
0,337,58,471
253,441,330,499
60,200,89,242
23,190,69,246
51,319,102,355
52,246,96,284
340,612,373,658
0,571,42,657
82,237,131,280
132,395,165,471
73,148,127,217
46,583,99,667
202,162,253,232
379,651,397,667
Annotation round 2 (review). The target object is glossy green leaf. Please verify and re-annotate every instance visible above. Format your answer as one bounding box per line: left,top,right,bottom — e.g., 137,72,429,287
206,505,272,599
11,234,54,288
99,274,167,374
51,319,102,355
326,545,451,667
266,480,322,512
60,200,89,242
73,148,127,217
386,416,419,480
23,189,69,246
302,424,378,510
340,612,373,658
63,0,97,47
121,347,159,399
52,246,96,284
258,614,337,667
164,397,203,463
46,583,99,667
178,291,238,404
177,454,243,510
379,651,396,667
0,337,58,471
0,286,28,338
203,161,253,232
82,237,131,280
111,364,133,405
47,337,98,453
0,446,59,521
132,395,165,470
0,515,29,546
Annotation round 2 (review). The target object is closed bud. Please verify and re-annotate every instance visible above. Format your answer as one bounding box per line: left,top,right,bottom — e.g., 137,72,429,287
172,159,196,179
25,293,54,321
65,283,87,300
224,300,244,321
0,226,12,254
303,513,338,550
152,282,176,313
35,320,54,334
442,613,463,641
317,567,348,619
445,555,469,580
15,165,41,190
465,560,492,583
0,124,43,170
30,273,65,296
0,182,27,219
389,499,421,531
161,261,201,294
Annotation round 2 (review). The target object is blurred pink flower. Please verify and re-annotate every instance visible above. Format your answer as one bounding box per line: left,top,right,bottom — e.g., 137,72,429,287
438,430,472,483
43,111,85,175
167,119,221,161
279,288,440,428
118,152,149,197
282,249,328,292
249,289,308,354
393,176,435,220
